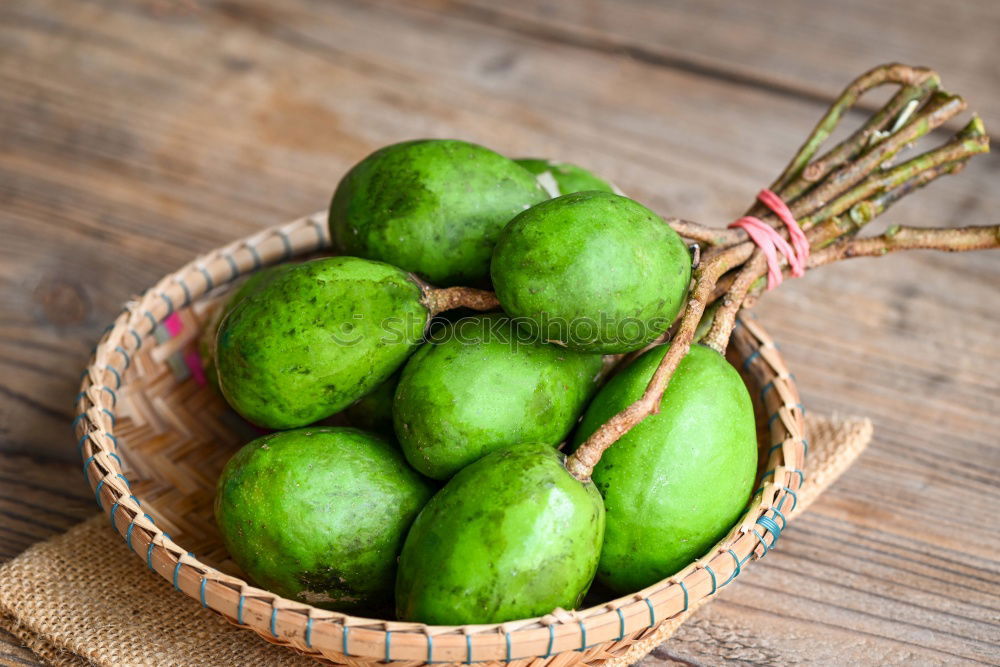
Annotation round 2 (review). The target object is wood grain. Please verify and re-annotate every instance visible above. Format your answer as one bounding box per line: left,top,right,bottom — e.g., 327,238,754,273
0,0,997,664
0,454,92,667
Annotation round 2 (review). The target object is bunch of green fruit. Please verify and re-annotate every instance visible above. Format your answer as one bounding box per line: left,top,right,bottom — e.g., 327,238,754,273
212,138,758,624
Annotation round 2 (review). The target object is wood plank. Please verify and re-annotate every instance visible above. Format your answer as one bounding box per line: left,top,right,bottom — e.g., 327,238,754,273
0,628,43,667
0,455,93,563
0,0,997,664
431,0,1000,132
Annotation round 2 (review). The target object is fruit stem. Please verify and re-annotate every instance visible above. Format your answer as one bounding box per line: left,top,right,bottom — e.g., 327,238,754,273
565,64,995,480
422,286,500,316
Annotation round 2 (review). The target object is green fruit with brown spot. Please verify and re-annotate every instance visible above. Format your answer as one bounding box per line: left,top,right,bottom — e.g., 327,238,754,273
215,257,429,429
572,344,758,592
394,314,604,479
395,442,604,624
215,427,433,613
330,139,548,286
199,264,289,389
491,191,691,354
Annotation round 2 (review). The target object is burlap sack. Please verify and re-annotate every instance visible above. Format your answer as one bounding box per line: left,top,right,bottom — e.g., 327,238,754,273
0,414,871,667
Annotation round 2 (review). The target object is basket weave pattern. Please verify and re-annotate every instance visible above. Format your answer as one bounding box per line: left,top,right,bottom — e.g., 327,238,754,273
74,213,807,665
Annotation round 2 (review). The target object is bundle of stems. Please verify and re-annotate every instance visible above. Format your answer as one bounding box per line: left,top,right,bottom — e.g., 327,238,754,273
566,63,997,481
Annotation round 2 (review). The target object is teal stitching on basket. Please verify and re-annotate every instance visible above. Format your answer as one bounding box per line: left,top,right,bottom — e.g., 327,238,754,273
173,552,194,591
578,621,587,651
767,404,805,427
505,631,511,661
270,607,279,637
759,380,774,402
100,386,117,406
176,277,192,307
644,597,656,625
200,578,208,608
277,229,293,260
757,515,783,547
742,348,761,371
144,310,158,330
106,364,122,389
130,328,143,350
237,594,246,625
770,506,788,530
71,413,87,430
721,549,742,587
114,345,131,370
464,633,472,664
77,434,90,455
616,607,626,640
304,617,313,648
544,624,555,658
199,266,215,291
224,254,239,280
127,514,154,551
82,455,97,479
94,478,106,509
426,632,433,663
102,408,116,426
385,630,392,662
248,245,262,271
342,625,350,656
704,564,718,594
778,486,798,512
679,580,689,611
160,292,174,316
146,533,168,571
117,472,131,489
108,500,120,531
753,529,771,556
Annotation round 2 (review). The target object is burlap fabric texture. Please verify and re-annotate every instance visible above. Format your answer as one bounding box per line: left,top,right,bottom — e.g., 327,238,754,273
0,414,870,667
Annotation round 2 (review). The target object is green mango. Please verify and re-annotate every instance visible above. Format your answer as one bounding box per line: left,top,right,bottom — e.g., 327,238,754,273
394,314,604,479
216,257,428,429
515,158,618,196
340,371,400,438
491,191,692,354
215,426,433,613
199,264,289,388
329,139,548,286
572,344,758,593
396,442,604,624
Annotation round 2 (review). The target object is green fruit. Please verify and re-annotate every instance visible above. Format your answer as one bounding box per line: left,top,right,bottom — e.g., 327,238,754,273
394,314,603,479
396,442,604,624
215,427,433,613
216,257,428,429
341,371,400,437
491,191,692,354
515,158,618,196
199,265,289,388
330,139,548,286
572,344,757,592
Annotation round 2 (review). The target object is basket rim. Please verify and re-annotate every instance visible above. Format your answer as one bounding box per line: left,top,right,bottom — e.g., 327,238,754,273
74,211,807,664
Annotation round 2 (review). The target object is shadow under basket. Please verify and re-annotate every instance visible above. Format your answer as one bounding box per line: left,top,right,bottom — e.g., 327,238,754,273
74,212,807,666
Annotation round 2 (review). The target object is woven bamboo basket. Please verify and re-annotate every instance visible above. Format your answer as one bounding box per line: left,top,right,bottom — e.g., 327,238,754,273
73,211,807,666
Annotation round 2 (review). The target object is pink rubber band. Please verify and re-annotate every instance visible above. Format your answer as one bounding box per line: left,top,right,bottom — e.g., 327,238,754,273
728,189,809,290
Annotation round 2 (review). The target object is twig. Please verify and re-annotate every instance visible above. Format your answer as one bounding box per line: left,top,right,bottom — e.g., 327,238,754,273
564,63,995,481
809,225,1000,267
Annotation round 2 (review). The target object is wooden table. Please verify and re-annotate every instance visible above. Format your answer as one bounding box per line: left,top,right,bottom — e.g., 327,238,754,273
2,1,998,664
